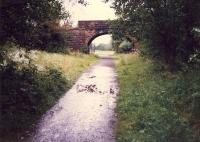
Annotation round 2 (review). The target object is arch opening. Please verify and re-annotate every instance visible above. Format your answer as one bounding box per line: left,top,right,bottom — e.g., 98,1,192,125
87,32,109,47
88,33,114,55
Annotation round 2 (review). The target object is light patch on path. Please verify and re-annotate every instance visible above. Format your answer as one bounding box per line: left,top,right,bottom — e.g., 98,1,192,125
28,56,119,142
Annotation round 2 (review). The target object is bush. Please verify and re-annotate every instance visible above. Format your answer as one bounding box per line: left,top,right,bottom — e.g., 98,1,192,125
118,40,133,53
39,30,69,54
80,46,89,54
0,58,69,131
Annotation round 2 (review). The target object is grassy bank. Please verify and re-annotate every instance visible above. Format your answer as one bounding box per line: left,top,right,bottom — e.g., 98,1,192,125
115,54,200,142
33,50,97,83
0,46,97,141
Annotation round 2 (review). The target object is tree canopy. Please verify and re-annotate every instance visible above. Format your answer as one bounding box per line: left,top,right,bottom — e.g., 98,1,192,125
0,0,69,48
107,0,200,70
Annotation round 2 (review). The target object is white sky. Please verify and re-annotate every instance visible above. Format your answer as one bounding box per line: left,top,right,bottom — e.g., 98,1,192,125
92,34,112,46
63,0,116,45
64,0,116,26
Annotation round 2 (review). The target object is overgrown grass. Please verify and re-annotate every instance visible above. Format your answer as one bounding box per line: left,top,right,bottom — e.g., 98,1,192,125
32,50,97,83
115,54,200,142
0,44,97,141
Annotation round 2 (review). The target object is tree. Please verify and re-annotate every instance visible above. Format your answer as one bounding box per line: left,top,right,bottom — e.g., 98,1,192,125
0,0,69,49
107,0,200,70
109,19,137,52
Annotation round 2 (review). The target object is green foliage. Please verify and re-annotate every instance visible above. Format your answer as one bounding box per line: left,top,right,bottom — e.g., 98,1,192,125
112,40,122,53
80,46,90,54
0,0,69,49
94,43,113,51
118,40,132,53
116,54,200,142
39,30,70,53
0,60,69,131
108,19,127,41
0,43,69,132
108,0,200,70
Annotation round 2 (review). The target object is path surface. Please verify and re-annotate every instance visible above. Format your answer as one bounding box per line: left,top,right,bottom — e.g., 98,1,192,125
29,56,118,142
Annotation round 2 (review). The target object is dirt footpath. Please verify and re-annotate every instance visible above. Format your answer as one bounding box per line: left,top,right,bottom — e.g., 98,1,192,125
29,56,119,142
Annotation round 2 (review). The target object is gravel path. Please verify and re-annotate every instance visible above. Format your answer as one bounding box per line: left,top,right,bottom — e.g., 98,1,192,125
29,57,119,142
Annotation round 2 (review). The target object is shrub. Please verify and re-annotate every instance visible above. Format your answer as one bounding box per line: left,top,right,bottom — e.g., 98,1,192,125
0,56,69,131
118,40,133,53
80,46,89,54
39,30,69,54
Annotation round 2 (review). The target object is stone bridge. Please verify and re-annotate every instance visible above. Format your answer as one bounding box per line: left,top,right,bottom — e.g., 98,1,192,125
67,20,110,52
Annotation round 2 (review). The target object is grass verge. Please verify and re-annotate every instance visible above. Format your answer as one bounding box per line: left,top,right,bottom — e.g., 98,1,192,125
115,54,200,142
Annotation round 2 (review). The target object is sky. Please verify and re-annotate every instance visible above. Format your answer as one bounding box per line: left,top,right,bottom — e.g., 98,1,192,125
63,0,116,45
64,0,116,26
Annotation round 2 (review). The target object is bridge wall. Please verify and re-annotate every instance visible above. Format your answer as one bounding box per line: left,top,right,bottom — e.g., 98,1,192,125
67,20,110,52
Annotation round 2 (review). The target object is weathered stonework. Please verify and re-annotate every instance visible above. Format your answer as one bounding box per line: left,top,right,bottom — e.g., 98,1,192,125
67,20,110,52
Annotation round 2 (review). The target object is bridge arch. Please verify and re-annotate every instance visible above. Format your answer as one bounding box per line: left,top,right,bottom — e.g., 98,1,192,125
68,20,110,52
87,32,109,47
67,20,136,53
